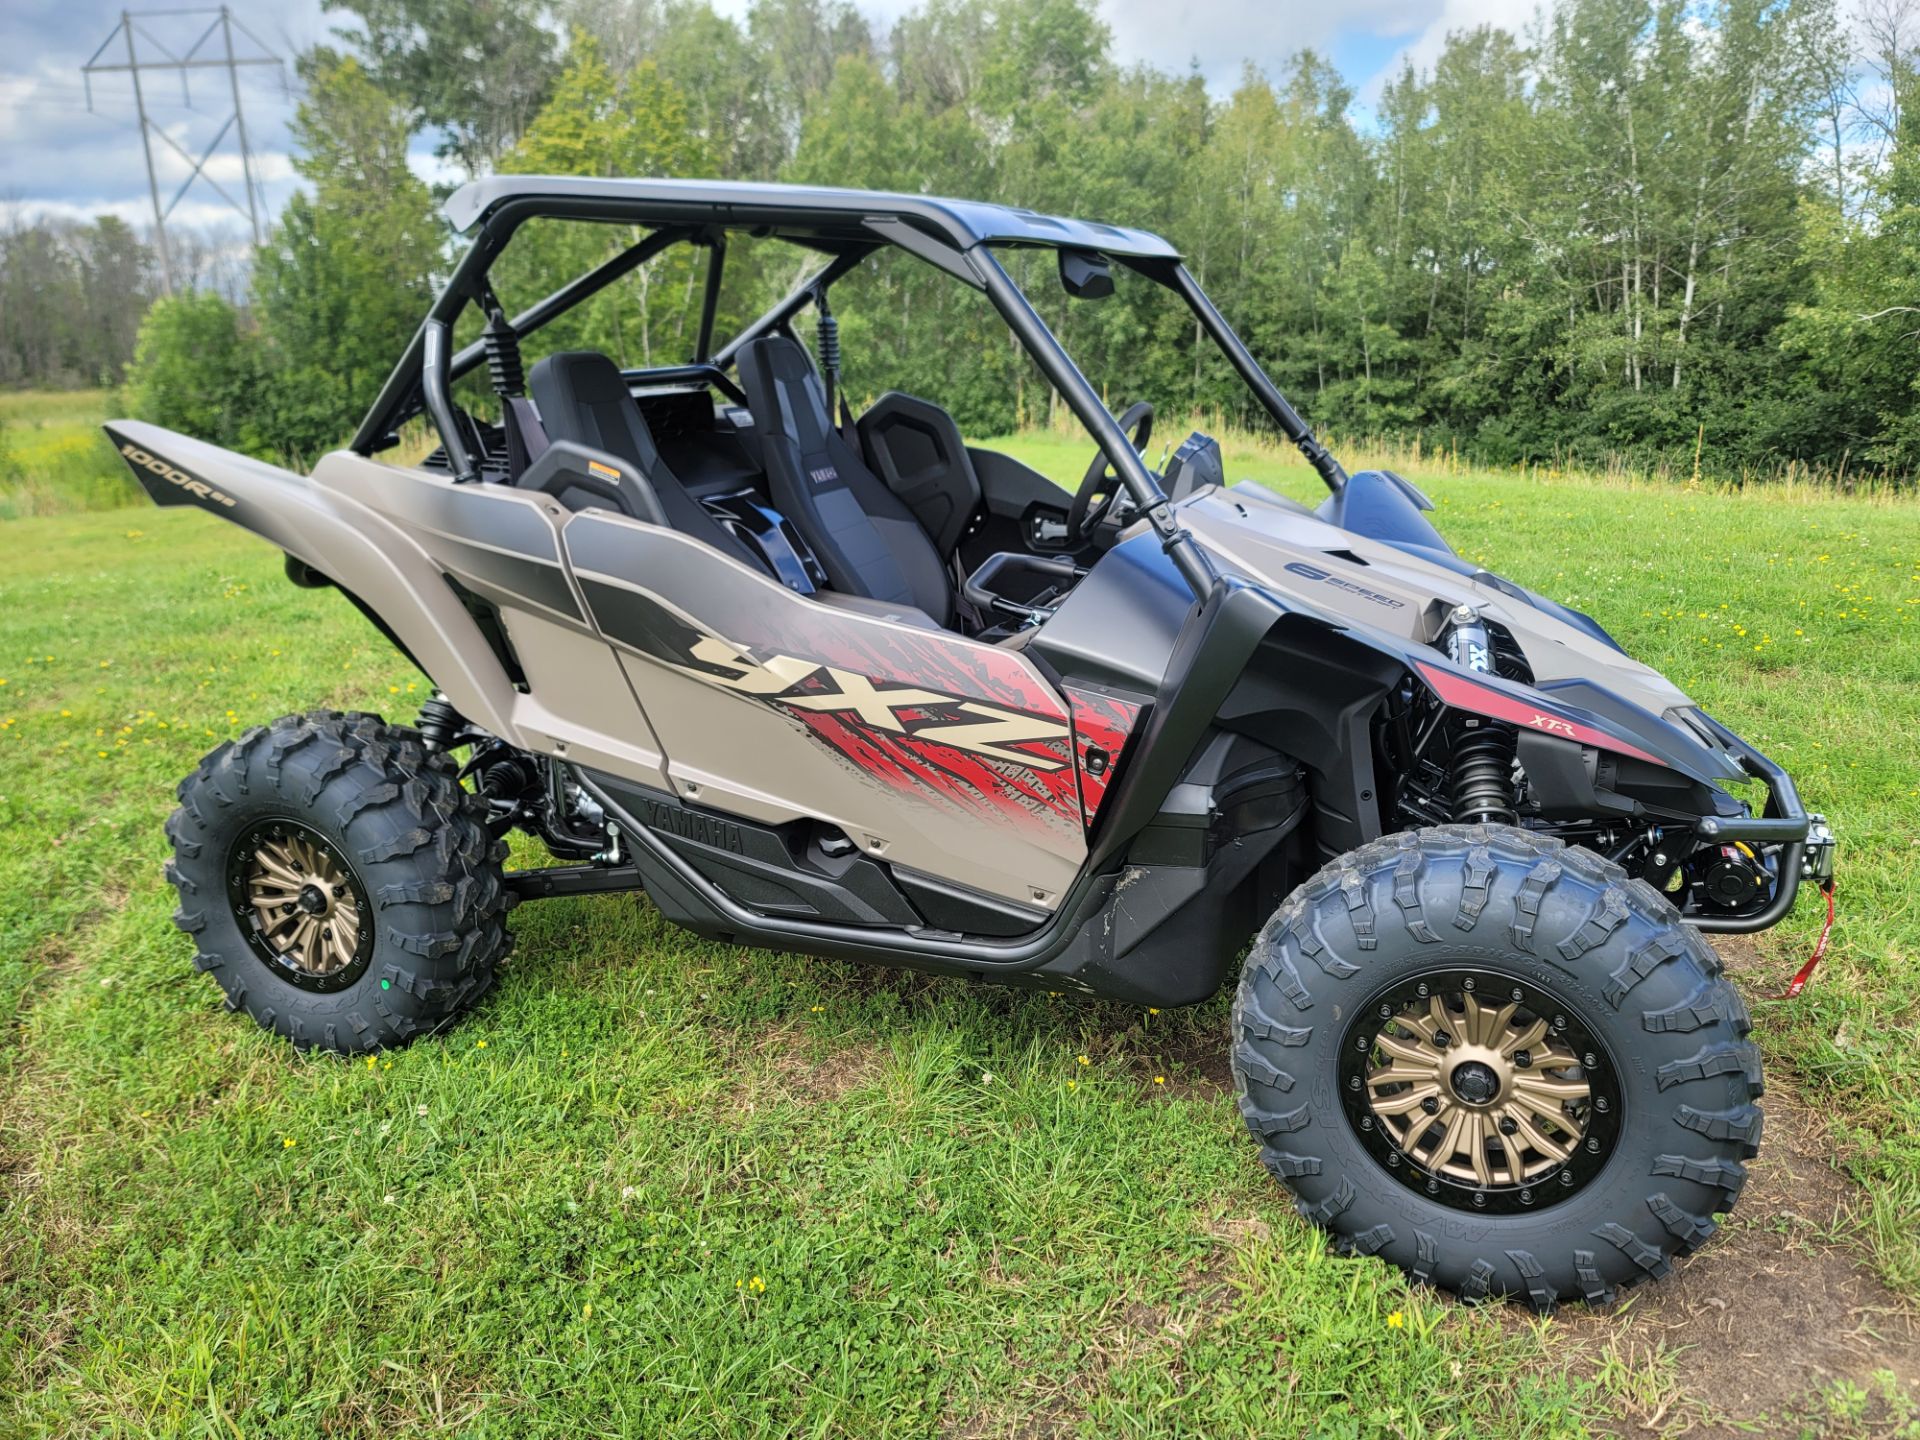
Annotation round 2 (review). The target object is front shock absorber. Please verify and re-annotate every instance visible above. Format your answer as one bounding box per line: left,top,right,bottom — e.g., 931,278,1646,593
1442,605,1518,824
1450,722,1518,824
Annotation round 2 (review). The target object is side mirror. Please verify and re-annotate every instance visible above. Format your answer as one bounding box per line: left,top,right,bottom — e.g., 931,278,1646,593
1058,249,1113,300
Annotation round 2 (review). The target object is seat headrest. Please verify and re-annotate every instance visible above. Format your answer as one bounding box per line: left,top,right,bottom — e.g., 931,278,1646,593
737,335,837,447
529,350,633,414
527,349,662,474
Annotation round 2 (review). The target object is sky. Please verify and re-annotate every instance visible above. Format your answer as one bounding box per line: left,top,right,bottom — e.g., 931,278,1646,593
0,0,1529,234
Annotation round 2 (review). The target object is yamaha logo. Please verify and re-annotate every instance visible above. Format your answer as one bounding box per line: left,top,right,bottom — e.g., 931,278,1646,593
118,442,237,509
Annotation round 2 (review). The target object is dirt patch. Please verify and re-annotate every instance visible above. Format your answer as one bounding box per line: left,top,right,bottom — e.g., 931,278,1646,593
719,1024,883,1114
1129,1013,1235,1103
1552,1028,1919,1435
940,1291,1182,1440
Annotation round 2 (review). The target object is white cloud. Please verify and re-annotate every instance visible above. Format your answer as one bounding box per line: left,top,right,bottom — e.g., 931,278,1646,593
406,146,466,190
1101,0,1435,88
1359,0,1542,99
0,195,256,232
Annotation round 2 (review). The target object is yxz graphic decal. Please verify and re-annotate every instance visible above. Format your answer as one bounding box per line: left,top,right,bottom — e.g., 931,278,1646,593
574,570,1085,837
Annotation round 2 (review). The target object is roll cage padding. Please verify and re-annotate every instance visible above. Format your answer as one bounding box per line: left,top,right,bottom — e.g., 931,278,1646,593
525,350,759,568
736,335,953,627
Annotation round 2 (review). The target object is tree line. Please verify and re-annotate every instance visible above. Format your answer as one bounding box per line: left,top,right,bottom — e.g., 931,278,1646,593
107,0,1920,482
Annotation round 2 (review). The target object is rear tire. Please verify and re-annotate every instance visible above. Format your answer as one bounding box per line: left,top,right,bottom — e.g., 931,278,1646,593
164,710,514,1054
1231,823,1761,1310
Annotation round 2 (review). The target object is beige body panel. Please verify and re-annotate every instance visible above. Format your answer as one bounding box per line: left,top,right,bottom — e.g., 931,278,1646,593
314,454,673,790
114,423,532,742
116,425,1084,907
562,515,1086,907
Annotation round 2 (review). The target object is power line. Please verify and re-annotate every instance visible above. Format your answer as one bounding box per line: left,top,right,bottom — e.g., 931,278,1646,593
80,6,285,294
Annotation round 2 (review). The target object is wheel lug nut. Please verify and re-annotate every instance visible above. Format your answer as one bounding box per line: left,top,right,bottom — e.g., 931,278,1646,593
1560,1171,1575,1186
1387,1152,1401,1167
1416,983,1430,998
1426,1179,1439,1194
1586,1137,1602,1153
1421,1096,1440,1114
1472,1192,1487,1208
1594,1097,1609,1113
1434,1031,1452,1048
1498,1117,1518,1135
1519,1188,1534,1204
1347,1075,1361,1091
1510,988,1524,1002
1553,1015,1567,1030
1463,979,1476,992
1513,1050,1531,1068
1379,1003,1393,1019
1359,1115,1373,1130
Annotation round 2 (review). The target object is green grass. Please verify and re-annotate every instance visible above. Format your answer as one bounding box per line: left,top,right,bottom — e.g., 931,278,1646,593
1,436,1917,1435
0,389,140,519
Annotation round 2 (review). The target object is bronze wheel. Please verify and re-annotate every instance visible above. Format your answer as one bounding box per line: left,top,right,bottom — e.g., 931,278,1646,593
1367,988,1589,1187
1337,967,1623,1215
225,818,374,994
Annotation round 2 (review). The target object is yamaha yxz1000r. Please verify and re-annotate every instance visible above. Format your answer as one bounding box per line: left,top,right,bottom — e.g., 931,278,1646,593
110,177,1836,1309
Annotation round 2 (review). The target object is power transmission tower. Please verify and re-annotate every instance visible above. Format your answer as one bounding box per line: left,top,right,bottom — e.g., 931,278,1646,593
81,7,286,295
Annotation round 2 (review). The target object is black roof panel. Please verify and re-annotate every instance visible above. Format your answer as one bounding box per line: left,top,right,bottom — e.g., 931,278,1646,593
444,175,1181,260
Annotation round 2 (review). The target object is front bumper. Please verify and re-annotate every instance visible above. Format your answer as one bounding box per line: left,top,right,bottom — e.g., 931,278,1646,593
1687,712,1833,934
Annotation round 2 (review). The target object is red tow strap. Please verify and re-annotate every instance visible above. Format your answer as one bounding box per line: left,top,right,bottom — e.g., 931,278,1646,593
1777,880,1837,999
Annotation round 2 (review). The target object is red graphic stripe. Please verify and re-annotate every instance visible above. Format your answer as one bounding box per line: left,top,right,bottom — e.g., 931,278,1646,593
1065,687,1144,826
1414,662,1663,766
783,706,1082,839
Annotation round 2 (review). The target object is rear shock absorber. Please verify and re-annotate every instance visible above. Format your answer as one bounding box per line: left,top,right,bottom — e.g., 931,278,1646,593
1442,605,1518,824
815,289,842,423
482,307,525,399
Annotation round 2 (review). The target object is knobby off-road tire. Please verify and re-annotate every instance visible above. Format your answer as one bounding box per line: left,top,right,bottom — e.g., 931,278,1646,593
1231,823,1761,1311
165,710,514,1054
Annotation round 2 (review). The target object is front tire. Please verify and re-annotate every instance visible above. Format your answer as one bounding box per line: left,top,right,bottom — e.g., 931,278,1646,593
165,710,514,1054
1231,824,1761,1310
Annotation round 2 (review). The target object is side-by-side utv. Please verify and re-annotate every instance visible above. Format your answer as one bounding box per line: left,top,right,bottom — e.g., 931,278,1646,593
110,177,1835,1309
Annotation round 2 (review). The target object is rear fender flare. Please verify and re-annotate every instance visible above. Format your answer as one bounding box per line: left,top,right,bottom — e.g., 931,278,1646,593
106,420,523,739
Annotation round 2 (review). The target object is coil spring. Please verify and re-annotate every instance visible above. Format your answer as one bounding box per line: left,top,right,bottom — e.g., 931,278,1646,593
1450,723,1517,825
816,310,841,377
483,311,524,398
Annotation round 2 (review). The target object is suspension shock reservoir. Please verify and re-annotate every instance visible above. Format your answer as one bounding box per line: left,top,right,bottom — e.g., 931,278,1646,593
1441,605,1518,824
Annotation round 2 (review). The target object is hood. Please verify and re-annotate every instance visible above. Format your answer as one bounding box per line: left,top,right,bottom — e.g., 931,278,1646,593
1171,474,1745,785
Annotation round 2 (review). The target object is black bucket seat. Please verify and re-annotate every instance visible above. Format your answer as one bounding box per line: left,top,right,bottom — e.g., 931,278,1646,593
736,335,953,627
525,349,758,568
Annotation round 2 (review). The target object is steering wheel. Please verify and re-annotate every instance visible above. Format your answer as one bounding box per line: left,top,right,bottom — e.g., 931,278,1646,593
1066,401,1154,542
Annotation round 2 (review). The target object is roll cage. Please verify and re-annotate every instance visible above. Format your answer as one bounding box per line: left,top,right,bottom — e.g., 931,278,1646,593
349,176,1351,603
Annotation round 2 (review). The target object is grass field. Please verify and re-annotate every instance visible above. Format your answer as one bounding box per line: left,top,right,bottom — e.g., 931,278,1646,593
1,417,1917,1436
0,390,141,519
